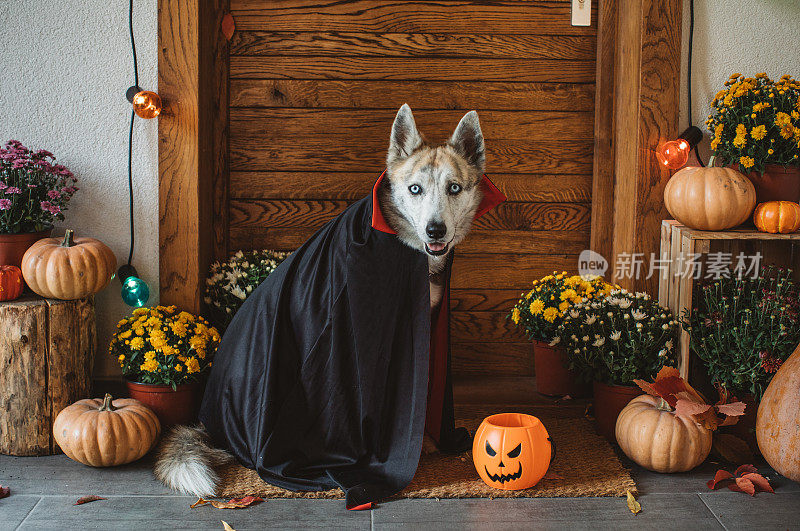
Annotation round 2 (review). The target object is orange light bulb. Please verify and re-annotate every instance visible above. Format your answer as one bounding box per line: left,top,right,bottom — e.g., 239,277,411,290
656,139,690,169
132,90,162,119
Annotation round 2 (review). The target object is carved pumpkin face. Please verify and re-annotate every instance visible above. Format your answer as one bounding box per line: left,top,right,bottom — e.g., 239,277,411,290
473,413,552,490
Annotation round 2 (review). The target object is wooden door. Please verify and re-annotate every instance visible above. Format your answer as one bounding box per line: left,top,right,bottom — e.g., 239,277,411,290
224,0,597,378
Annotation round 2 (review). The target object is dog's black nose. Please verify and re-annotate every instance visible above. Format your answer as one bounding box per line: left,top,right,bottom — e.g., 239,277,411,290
426,221,447,240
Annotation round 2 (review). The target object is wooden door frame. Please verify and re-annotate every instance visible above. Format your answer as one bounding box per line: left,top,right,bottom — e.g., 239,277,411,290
158,0,682,312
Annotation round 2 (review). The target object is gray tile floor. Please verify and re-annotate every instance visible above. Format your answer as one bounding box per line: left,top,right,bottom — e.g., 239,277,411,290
1,453,798,530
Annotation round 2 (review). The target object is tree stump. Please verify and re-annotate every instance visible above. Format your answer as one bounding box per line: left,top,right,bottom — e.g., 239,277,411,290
0,294,96,456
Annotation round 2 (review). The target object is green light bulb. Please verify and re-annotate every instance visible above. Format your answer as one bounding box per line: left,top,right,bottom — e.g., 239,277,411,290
121,276,150,307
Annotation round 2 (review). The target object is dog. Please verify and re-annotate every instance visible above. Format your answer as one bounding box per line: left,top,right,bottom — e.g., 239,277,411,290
155,104,487,497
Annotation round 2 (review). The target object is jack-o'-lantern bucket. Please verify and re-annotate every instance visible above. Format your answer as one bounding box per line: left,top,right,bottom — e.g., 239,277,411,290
473,413,553,490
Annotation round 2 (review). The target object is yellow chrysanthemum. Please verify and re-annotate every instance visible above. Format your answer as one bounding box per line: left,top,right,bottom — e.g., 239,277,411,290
134,327,145,336
140,359,159,372
558,301,570,312
740,156,755,169
511,307,520,324
175,364,183,372
129,337,145,350
144,350,156,361
170,320,188,338
751,125,767,140
119,330,132,339
185,357,200,374
117,354,125,363
560,288,577,301
542,307,559,323
529,299,545,315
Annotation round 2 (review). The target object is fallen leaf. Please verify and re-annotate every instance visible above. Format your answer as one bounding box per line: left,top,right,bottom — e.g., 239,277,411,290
210,496,263,509
74,495,106,505
741,473,774,494
626,490,641,515
734,464,759,476
222,521,236,531
707,469,734,490
191,497,211,508
0,486,9,499
221,13,235,41
633,378,659,397
729,477,756,496
716,401,746,417
674,399,712,419
712,434,754,464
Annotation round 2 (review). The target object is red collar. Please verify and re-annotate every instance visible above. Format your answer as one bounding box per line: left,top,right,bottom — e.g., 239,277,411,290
371,171,506,234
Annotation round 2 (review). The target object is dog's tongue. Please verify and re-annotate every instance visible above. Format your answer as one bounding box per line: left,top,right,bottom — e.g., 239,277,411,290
428,243,446,252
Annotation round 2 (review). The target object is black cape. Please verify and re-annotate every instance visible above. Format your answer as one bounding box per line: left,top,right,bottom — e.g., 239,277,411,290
199,172,505,509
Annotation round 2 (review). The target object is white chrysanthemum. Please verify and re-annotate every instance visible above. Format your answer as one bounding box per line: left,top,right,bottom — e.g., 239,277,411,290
570,309,580,319
631,309,647,321
230,286,247,300
585,314,597,325
593,337,605,347
665,339,674,350
582,335,590,342
609,331,622,341
549,337,561,346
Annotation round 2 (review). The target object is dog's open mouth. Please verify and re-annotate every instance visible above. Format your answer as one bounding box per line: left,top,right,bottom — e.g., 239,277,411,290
425,242,449,256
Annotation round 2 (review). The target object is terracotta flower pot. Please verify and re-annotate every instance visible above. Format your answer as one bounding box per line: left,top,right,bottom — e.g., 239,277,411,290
0,228,52,268
593,381,643,444
125,380,201,428
734,164,800,204
533,341,590,398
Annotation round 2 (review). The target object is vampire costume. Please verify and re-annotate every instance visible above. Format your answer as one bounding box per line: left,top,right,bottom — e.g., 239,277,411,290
199,172,505,510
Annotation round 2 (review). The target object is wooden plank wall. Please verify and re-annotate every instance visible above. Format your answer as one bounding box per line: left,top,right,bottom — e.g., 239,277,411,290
224,0,598,376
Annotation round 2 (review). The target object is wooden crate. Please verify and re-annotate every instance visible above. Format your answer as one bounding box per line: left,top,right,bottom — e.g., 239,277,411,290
658,220,800,382
0,294,96,456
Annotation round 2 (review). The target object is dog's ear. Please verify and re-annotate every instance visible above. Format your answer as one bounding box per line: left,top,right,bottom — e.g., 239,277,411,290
448,110,485,172
387,104,423,167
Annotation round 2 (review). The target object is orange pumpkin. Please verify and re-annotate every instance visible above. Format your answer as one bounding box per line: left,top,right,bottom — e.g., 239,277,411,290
473,413,552,490
616,395,712,473
663,166,756,230
0,265,24,302
756,344,800,482
22,229,116,300
53,393,160,467
753,201,800,234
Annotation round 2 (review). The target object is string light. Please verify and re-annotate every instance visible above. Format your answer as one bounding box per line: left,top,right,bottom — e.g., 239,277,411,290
131,90,162,119
657,126,703,169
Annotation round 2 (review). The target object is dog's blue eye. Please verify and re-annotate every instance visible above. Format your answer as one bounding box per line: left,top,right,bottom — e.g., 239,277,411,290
448,183,462,195
409,184,422,195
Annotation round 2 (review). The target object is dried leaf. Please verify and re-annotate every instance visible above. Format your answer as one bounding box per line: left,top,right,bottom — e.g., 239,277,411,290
626,490,641,515
191,498,211,508
633,378,659,397
0,486,9,499
674,399,712,419
734,464,759,476
741,473,774,494
729,477,756,496
716,401,746,417
707,469,735,490
74,495,106,505
712,434,754,464
650,376,685,407
222,521,236,531
655,366,681,381
221,13,235,41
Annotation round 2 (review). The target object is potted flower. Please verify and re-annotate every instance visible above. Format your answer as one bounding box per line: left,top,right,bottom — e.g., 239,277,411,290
204,249,290,331
682,266,800,450
705,73,800,202
509,271,614,397
0,140,78,267
555,289,679,441
110,305,221,427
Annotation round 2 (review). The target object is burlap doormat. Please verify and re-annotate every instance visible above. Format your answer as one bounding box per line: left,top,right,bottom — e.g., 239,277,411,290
216,414,636,499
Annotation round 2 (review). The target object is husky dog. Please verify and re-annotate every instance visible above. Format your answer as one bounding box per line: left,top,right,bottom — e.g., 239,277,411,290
379,104,486,308
154,104,486,497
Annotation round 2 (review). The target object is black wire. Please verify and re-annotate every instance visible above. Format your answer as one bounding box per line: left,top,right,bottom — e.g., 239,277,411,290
688,0,704,166
127,109,135,266
126,0,137,266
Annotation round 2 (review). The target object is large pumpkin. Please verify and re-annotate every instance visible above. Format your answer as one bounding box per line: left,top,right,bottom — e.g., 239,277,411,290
53,393,161,467
0,265,24,302
473,413,552,490
22,229,116,300
753,201,800,234
756,344,800,482
664,166,756,231
616,395,712,473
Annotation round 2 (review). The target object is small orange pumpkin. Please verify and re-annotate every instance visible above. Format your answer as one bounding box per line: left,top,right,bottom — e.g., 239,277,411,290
0,265,24,302
753,201,800,234
473,413,552,490
22,229,116,300
53,393,161,467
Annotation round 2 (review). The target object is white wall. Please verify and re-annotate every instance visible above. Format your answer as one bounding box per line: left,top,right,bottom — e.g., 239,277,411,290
681,0,800,158
1,0,798,380
0,0,159,379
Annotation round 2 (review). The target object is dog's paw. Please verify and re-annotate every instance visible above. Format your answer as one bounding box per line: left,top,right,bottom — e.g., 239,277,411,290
422,435,439,455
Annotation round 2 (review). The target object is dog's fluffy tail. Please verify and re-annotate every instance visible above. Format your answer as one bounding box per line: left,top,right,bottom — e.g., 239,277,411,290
154,425,233,497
